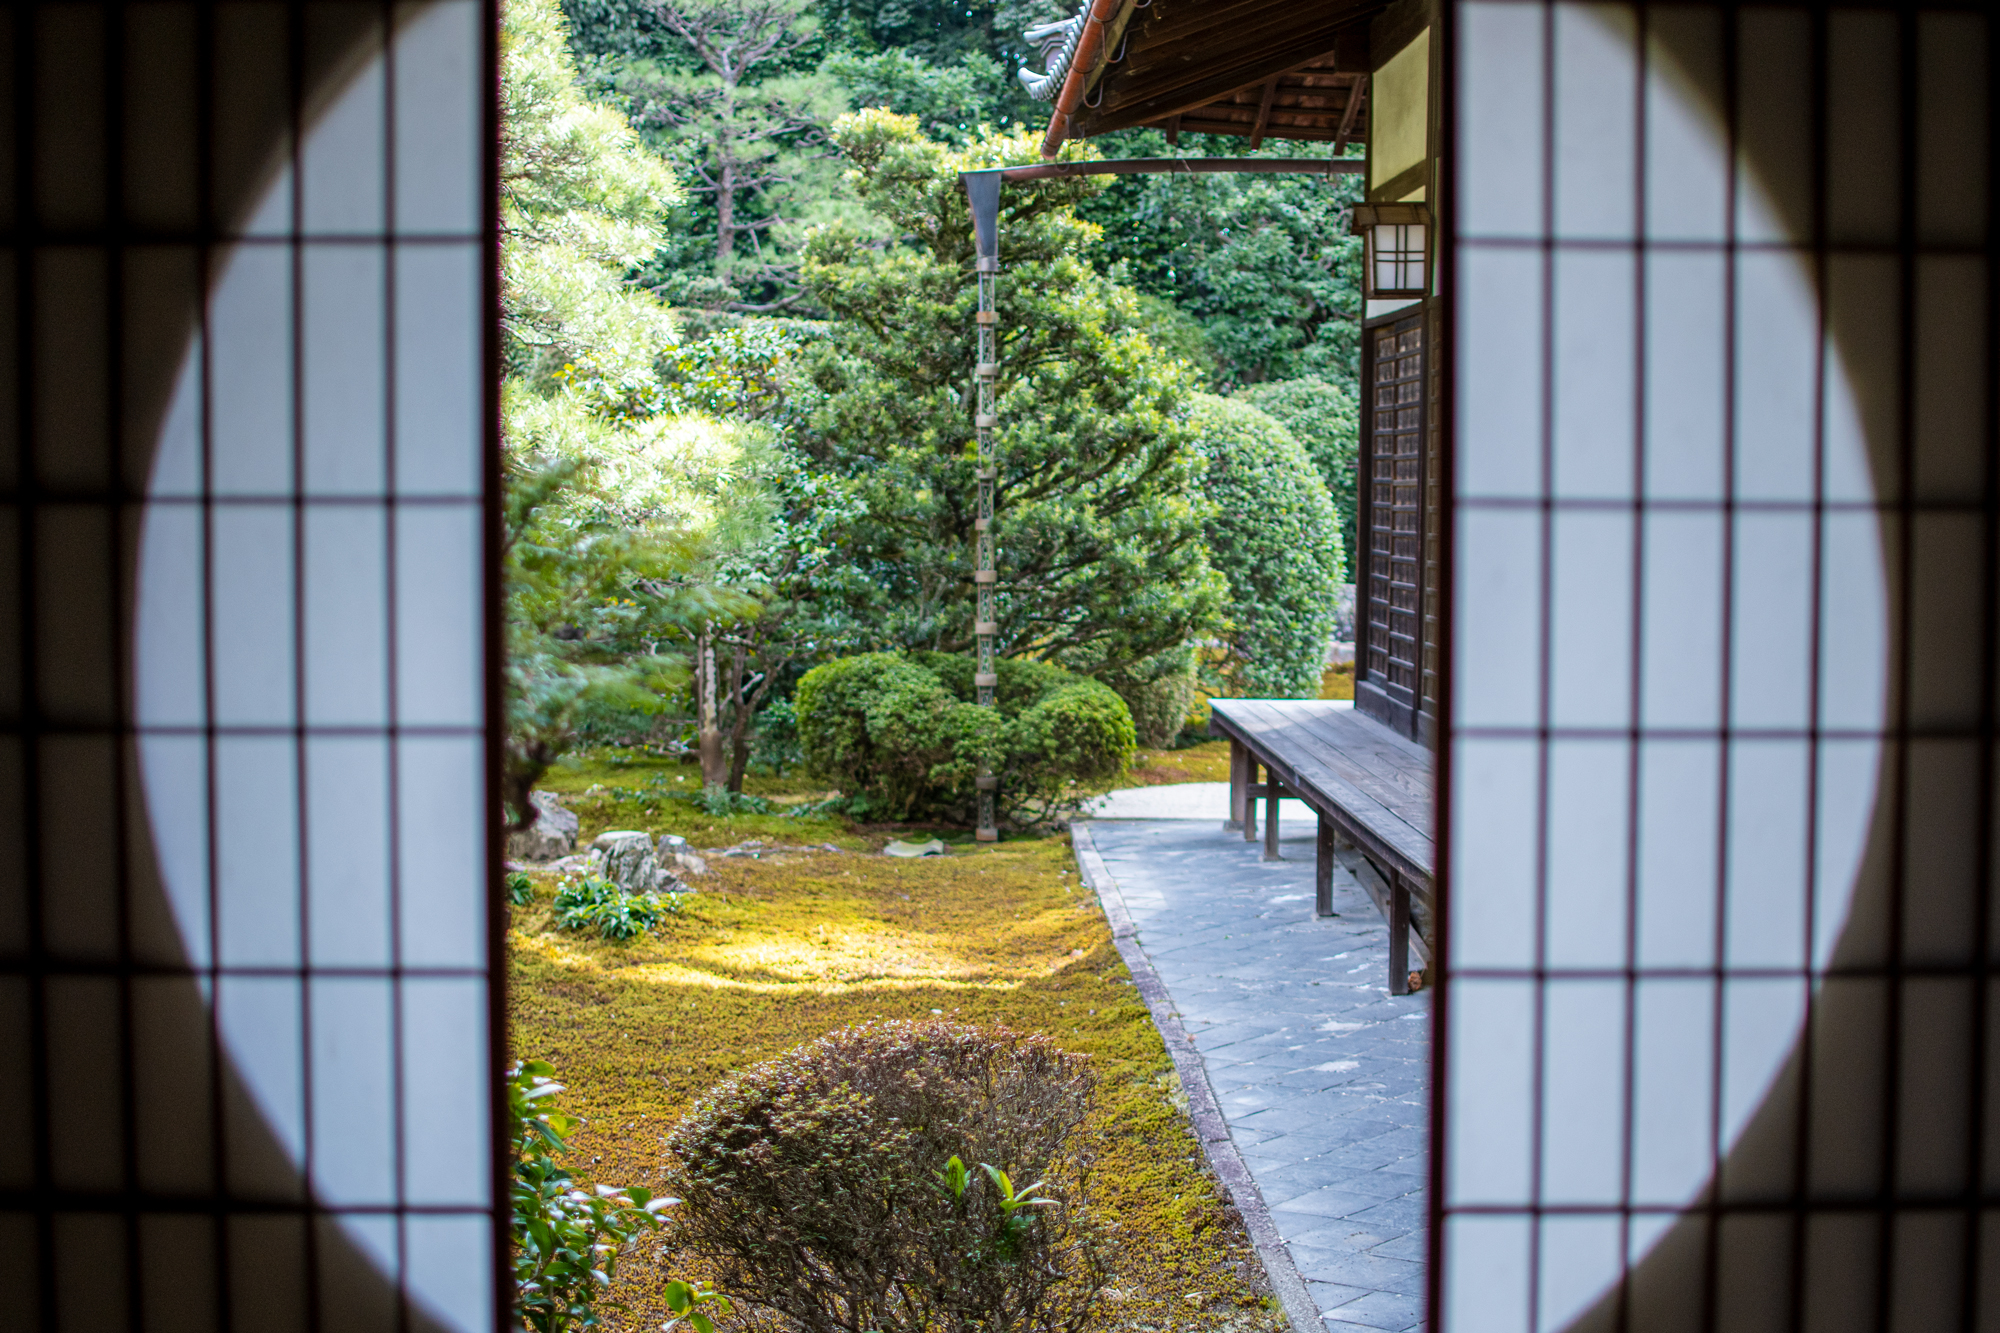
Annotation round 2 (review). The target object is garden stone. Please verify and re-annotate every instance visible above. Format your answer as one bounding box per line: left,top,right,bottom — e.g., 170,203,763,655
657,833,707,877
588,830,663,893
883,838,946,858
506,791,578,863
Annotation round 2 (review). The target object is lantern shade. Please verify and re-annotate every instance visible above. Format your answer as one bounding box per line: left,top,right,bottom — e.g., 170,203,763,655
1354,202,1433,298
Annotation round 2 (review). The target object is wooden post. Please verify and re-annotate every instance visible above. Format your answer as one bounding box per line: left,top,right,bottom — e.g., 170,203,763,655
1388,870,1410,995
1243,760,1259,843
963,170,1004,843
1227,739,1247,831
1263,774,1281,861
1316,816,1336,916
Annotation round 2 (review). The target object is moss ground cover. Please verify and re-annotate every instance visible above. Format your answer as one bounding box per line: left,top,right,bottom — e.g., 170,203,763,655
1319,663,1355,701
509,826,1282,1333
1123,739,1233,786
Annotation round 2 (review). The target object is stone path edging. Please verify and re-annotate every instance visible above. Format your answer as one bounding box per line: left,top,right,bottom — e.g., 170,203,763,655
1070,819,1323,1333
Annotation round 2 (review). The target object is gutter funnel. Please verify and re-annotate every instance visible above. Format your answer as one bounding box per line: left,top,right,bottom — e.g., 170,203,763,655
964,169,1003,262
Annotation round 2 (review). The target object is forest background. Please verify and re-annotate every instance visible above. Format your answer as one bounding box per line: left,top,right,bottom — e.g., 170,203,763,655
504,0,1365,818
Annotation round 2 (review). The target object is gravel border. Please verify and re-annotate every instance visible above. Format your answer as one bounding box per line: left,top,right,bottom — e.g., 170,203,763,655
1069,819,1322,1333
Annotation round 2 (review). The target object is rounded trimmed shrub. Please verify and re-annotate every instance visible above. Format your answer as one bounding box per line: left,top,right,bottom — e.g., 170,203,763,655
1190,393,1345,697
665,1020,1107,1333
795,651,1133,824
1234,376,1359,565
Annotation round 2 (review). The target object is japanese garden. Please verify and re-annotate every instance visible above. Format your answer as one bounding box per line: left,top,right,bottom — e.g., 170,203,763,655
501,0,1379,1328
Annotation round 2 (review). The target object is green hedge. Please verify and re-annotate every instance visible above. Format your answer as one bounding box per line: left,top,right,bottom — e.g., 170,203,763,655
1191,393,1345,698
796,652,1134,824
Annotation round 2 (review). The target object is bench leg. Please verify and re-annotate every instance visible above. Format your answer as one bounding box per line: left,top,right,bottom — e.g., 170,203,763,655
1316,816,1336,916
1263,778,1281,861
1227,740,1247,831
1388,871,1411,995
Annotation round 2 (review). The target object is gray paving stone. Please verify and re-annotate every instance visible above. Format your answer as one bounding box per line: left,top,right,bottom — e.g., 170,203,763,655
1299,1250,1427,1298
1345,1196,1430,1235
1287,1220,1406,1254
1081,818,1431,1328
1322,1289,1427,1331
1271,1186,1401,1218
1370,1231,1429,1262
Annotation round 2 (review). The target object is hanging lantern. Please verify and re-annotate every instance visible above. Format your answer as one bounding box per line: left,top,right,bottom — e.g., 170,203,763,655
1353,202,1432,299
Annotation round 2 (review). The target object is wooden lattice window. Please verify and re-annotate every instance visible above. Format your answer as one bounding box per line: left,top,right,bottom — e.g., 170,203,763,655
1365,312,1425,700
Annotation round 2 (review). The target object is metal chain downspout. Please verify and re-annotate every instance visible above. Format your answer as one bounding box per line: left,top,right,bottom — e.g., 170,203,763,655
963,170,1004,842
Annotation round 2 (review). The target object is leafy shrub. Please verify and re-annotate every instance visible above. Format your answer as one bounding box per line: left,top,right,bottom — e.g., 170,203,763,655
795,652,1133,824
507,870,537,905
665,1020,1106,1333
1234,377,1359,564
1190,394,1346,697
750,695,803,773
552,874,678,939
510,1060,707,1333
1060,642,1201,749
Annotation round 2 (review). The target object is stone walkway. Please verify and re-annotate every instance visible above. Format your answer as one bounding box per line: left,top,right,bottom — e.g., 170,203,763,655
1075,813,1429,1333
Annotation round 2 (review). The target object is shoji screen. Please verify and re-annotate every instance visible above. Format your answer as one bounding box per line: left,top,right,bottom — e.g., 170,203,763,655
0,4,500,1330
1441,4,1998,1330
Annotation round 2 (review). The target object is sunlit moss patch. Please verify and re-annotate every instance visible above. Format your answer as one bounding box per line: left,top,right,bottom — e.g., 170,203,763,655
508,833,1284,1333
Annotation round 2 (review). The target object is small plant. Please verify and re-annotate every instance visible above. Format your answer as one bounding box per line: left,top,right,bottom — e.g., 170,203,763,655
510,1060,698,1333
551,874,678,939
507,871,537,905
938,1155,1058,1263
667,1019,1107,1333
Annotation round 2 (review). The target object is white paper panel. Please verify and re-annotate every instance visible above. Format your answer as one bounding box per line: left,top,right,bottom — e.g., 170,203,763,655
1445,4,1892,1329
133,6,494,1328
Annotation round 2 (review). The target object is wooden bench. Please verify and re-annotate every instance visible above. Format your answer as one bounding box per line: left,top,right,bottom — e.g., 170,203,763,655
1208,699,1435,995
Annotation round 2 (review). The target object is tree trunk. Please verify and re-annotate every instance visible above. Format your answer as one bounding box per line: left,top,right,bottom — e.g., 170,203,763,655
715,157,735,268
714,82,737,269
697,632,727,789
724,640,759,793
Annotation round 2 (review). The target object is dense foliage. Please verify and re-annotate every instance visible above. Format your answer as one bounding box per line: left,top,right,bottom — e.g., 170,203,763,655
511,1060,693,1332
795,652,1134,824
797,112,1224,673
666,1019,1107,1333
1234,376,1361,568
1190,395,1347,697
1081,132,1367,395
519,0,1364,814
502,0,766,825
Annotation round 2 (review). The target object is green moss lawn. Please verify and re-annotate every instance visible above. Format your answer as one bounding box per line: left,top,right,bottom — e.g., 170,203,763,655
509,790,1283,1333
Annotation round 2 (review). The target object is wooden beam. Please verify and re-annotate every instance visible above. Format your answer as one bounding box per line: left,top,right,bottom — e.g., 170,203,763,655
1070,2,1382,135
1165,113,1180,147
1370,156,1429,203
998,157,1364,182
1248,76,1279,150
1333,72,1365,156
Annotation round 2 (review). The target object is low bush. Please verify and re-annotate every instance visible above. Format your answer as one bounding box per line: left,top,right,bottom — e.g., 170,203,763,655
794,652,1134,825
552,874,679,939
665,1019,1106,1333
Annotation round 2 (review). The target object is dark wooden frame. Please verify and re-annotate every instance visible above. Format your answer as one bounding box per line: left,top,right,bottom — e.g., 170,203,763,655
1356,300,1431,740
